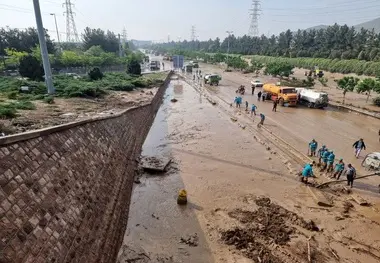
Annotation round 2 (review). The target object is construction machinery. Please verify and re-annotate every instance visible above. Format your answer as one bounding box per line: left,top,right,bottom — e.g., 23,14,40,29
262,83,298,106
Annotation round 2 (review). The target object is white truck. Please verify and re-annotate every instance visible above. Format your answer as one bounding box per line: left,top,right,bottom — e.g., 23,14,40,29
295,88,329,108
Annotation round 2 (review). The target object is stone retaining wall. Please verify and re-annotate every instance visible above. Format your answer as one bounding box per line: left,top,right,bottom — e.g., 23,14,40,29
0,71,173,263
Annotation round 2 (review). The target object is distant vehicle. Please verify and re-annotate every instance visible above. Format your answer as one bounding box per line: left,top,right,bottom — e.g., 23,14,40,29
262,83,298,106
204,74,221,86
295,88,329,108
150,61,160,71
251,79,263,88
183,64,193,73
189,61,199,68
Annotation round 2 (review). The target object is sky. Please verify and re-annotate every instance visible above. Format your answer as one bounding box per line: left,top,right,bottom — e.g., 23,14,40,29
1,0,380,42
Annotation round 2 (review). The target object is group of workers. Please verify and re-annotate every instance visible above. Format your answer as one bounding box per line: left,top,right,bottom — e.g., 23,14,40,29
232,96,265,128
301,138,365,188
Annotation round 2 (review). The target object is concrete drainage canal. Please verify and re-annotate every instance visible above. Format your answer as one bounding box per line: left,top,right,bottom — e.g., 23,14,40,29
116,77,214,263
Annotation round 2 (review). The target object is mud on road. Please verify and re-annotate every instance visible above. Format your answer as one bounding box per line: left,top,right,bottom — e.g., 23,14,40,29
221,196,322,263
118,74,380,263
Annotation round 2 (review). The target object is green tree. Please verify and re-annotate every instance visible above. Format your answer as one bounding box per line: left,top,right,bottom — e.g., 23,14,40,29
337,76,360,104
356,78,380,103
265,61,294,78
59,50,83,67
88,67,104,80
19,55,44,81
127,57,141,75
4,48,27,67
85,45,105,56
0,27,54,55
82,27,119,53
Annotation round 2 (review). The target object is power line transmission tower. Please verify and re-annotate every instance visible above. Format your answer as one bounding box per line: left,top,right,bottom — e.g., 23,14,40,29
190,25,196,41
63,0,79,42
122,27,128,43
248,0,261,37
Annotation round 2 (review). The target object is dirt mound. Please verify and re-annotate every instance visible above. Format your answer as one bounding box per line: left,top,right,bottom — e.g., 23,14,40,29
222,197,320,262
221,228,282,263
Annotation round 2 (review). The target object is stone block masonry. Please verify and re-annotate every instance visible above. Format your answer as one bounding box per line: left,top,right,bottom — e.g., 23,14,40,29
0,72,173,263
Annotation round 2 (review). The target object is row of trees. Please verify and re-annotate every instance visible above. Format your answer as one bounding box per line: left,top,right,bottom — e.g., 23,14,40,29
337,77,380,105
152,24,380,62
0,28,55,56
0,26,144,71
0,26,136,59
4,45,144,69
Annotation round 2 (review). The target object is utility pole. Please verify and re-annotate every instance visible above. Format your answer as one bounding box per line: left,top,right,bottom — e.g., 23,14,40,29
177,36,181,72
167,34,170,43
50,13,61,51
226,31,233,68
33,0,55,94
248,0,261,37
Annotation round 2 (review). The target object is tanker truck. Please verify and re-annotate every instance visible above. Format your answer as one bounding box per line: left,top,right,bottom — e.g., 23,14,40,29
262,83,298,107
295,88,329,108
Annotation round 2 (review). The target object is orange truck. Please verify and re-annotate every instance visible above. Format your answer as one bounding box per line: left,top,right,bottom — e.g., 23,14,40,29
262,83,298,107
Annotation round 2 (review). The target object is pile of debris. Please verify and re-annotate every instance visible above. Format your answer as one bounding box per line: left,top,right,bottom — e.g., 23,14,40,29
221,197,320,262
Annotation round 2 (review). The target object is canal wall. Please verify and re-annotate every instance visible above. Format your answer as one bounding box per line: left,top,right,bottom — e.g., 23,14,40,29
0,71,173,263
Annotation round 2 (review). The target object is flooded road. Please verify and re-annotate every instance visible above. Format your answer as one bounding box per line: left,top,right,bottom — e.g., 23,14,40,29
117,77,380,263
198,63,380,193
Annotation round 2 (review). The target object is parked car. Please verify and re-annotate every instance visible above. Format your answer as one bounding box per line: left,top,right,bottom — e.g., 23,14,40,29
251,79,264,88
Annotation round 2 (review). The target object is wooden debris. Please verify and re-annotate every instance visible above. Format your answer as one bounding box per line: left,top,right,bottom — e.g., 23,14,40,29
307,206,330,211
307,237,311,263
351,193,369,206
307,186,333,207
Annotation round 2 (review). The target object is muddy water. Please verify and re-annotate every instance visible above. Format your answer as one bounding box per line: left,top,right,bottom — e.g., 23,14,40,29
200,64,380,194
117,79,294,262
117,77,380,263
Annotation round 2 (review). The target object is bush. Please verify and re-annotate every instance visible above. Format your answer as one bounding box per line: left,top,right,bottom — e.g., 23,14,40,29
43,96,55,104
10,101,36,110
0,106,17,119
131,78,148,87
63,83,106,98
19,55,44,81
88,67,104,80
109,81,135,91
7,91,18,99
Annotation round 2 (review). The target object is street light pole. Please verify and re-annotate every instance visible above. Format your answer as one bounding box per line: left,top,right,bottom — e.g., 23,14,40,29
50,13,61,49
33,0,55,94
177,36,181,72
226,31,233,69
